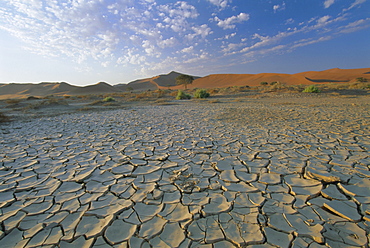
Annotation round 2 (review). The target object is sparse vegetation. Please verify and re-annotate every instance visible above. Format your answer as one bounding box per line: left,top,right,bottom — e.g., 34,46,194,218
356,77,367,83
302,85,320,93
194,89,210,98
260,82,268,86
103,96,116,102
5,99,21,105
27,96,39,100
24,98,69,110
102,102,120,107
176,90,191,100
269,82,288,91
88,100,104,106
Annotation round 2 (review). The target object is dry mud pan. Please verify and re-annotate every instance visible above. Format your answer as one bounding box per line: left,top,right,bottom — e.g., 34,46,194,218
0,93,369,247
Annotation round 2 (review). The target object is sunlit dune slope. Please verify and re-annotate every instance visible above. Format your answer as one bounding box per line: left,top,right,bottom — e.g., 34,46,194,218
187,68,370,89
0,68,369,99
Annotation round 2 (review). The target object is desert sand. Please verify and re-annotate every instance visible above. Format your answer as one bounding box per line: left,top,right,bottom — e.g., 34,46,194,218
1,68,369,99
0,90,369,247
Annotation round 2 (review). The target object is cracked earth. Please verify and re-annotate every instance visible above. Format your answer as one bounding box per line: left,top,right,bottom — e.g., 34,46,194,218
0,94,369,247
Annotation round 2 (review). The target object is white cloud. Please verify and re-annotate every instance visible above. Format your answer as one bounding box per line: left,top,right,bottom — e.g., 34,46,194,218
285,18,294,25
188,24,212,39
215,32,236,40
158,2,198,19
317,15,331,25
181,46,194,53
222,43,244,53
324,0,335,8
290,36,332,50
344,0,367,11
273,2,286,13
157,2,199,33
158,37,177,48
338,18,370,33
184,51,209,63
207,0,231,9
0,0,368,81
215,13,250,29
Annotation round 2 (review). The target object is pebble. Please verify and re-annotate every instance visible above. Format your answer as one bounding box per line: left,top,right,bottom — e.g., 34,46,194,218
0,100,369,247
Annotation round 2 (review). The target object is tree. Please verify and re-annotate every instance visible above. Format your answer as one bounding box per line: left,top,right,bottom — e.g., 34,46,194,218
176,75,194,90
356,77,367,82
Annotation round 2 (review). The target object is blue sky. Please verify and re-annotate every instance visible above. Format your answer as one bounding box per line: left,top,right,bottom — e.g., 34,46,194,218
0,0,369,86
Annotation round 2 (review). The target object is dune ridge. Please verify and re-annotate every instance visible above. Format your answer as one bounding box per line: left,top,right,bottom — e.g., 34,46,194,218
0,68,369,99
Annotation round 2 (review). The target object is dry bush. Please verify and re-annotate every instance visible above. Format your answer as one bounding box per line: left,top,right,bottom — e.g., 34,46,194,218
348,82,370,89
78,106,93,111
154,99,174,105
5,99,22,104
135,91,151,99
0,112,10,123
208,88,219,94
170,91,179,97
154,89,167,98
76,94,100,100
231,86,250,92
102,102,120,107
132,90,170,100
24,98,68,110
27,96,40,100
88,100,104,106
268,82,288,91
155,99,168,103
218,87,231,95
272,102,297,106
208,99,220,103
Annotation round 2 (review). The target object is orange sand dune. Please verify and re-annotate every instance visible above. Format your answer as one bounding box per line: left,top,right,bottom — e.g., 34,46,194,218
190,73,310,89
296,68,370,83
189,68,370,89
0,68,369,99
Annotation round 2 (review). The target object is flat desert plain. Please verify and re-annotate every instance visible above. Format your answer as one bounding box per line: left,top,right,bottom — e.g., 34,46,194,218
0,92,369,247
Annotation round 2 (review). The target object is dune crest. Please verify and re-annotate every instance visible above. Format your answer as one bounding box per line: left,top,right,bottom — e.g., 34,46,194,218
0,68,369,99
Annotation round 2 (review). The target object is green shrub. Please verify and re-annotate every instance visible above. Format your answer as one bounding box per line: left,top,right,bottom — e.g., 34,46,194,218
260,82,268,86
176,90,191,100
103,96,115,102
194,89,210,98
302,85,320,93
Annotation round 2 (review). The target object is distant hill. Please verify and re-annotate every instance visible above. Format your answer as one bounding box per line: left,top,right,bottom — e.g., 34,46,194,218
114,71,200,91
0,68,369,99
0,81,120,99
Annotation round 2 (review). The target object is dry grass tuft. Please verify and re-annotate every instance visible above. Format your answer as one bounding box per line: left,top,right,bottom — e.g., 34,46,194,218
24,98,68,110
102,102,120,107
208,99,220,104
5,99,22,105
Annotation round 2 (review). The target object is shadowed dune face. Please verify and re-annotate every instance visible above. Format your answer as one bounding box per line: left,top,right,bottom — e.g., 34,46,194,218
0,68,369,99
